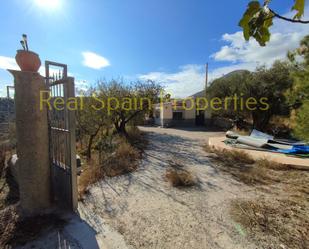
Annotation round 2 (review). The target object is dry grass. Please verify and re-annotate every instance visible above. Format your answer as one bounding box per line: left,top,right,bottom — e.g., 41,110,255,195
204,145,255,165
79,140,141,199
127,126,142,141
165,160,197,187
206,143,309,248
0,206,65,247
231,197,309,249
104,141,140,177
0,149,19,210
78,160,103,200
203,145,290,185
255,158,292,171
127,126,148,150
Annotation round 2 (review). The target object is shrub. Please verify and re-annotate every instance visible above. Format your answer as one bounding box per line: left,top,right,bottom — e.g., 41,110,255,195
165,160,197,187
103,141,140,177
78,137,142,199
78,160,103,200
166,169,197,187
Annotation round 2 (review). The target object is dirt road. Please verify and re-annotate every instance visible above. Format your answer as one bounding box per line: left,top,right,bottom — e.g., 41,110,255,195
80,126,258,249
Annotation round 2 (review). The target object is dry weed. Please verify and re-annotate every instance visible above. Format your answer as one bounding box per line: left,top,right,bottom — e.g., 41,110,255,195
0,207,65,247
204,145,283,185
204,145,255,165
165,160,197,187
255,158,291,171
104,141,140,177
231,197,309,249
78,160,103,200
78,139,141,199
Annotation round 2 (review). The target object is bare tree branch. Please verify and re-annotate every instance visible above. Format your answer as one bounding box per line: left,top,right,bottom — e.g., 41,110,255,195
269,8,309,24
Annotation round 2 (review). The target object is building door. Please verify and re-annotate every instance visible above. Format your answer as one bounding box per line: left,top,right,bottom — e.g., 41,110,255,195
195,110,205,126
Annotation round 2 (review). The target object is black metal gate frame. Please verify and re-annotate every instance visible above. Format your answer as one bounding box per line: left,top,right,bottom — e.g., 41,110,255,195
45,61,77,211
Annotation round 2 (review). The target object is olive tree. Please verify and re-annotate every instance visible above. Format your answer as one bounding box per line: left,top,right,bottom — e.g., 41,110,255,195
96,79,162,136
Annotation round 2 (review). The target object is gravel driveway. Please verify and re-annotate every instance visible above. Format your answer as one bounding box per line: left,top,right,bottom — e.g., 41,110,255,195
80,126,258,249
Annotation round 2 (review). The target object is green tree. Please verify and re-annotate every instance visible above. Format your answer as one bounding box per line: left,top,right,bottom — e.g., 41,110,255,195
294,101,309,141
287,35,309,141
240,0,308,46
207,70,251,120
207,62,293,131
76,89,109,159
248,61,293,130
96,79,162,136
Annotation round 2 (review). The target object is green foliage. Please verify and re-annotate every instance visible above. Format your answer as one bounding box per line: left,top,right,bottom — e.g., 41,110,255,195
292,0,306,19
287,35,309,141
207,62,293,131
76,90,109,159
76,80,161,157
96,79,162,135
240,0,307,46
239,1,273,46
248,62,293,130
294,100,309,141
207,70,251,118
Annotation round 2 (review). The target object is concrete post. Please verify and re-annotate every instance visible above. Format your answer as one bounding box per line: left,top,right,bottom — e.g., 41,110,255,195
8,70,51,215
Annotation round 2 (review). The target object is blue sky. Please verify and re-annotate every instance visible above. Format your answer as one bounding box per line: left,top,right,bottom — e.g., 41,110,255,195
0,0,308,97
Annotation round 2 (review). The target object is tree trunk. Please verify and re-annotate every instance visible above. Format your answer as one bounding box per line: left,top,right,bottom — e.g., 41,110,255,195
114,120,128,137
86,134,96,159
86,126,101,159
252,110,272,131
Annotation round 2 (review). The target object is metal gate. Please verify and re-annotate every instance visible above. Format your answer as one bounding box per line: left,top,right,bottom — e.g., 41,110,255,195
45,61,77,211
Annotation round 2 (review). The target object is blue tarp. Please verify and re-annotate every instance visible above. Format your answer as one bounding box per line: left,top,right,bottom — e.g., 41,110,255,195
277,145,309,155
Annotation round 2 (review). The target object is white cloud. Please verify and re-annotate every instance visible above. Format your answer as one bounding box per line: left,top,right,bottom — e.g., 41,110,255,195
139,65,206,98
211,6,309,66
211,31,305,66
139,63,256,98
0,56,19,70
139,7,309,98
82,51,110,70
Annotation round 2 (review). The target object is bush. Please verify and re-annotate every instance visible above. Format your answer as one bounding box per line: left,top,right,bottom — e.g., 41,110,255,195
165,160,197,187
293,100,309,142
166,169,197,187
78,161,103,200
78,140,141,199
103,141,140,177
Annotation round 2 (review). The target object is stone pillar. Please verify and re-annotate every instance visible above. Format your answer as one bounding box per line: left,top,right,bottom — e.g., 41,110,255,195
8,70,51,215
